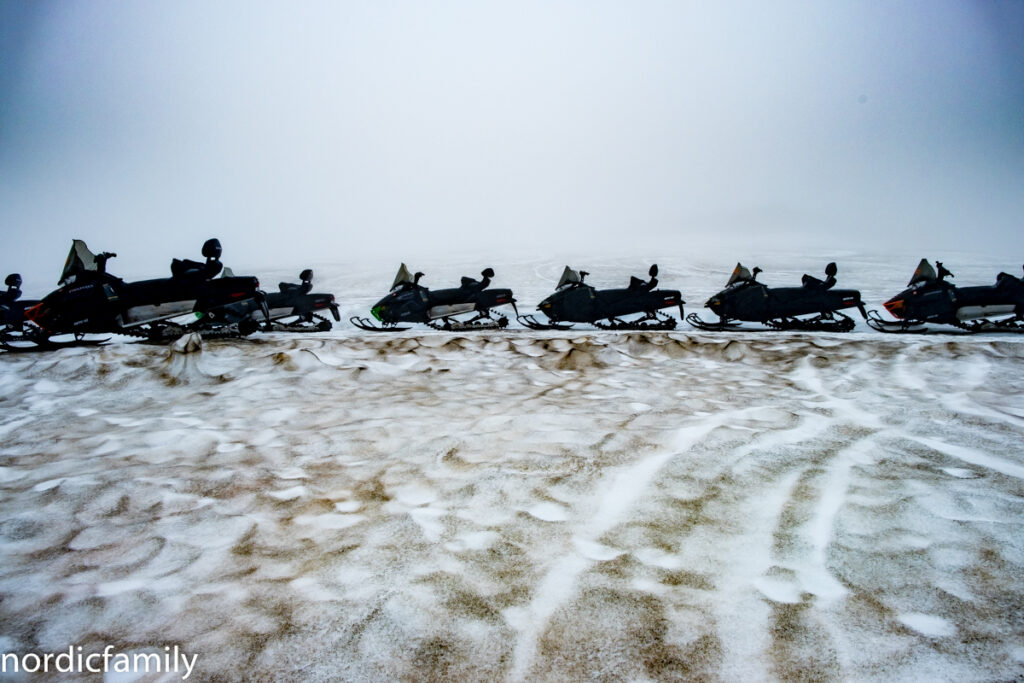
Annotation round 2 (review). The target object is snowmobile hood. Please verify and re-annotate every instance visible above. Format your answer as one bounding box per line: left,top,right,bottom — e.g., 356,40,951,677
908,259,937,287
725,263,755,287
556,266,582,290
59,239,101,286
391,263,415,291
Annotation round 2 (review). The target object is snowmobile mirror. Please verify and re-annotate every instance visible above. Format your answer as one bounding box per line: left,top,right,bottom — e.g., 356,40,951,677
481,267,495,279
649,264,659,278
414,272,424,284
579,271,589,283
825,262,837,278
300,269,313,283
202,238,223,261
5,274,22,289
752,267,762,279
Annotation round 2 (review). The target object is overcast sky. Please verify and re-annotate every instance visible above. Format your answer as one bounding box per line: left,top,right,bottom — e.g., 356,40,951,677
2,0,1022,281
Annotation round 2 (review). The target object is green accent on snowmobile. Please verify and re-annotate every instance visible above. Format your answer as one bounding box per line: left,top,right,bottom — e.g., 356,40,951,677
371,306,383,322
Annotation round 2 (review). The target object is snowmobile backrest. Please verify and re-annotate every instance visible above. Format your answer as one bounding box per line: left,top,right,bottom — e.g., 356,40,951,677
5,273,22,290
300,269,313,284
556,266,582,290
908,259,937,287
202,238,222,260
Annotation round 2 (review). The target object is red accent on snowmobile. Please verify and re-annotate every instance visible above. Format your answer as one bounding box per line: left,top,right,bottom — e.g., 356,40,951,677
883,298,906,318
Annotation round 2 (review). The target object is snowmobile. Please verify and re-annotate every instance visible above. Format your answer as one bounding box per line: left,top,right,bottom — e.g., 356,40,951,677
866,259,1024,333
686,262,866,332
3,239,267,351
0,274,42,345
223,268,340,332
350,264,517,331
517,265,684,330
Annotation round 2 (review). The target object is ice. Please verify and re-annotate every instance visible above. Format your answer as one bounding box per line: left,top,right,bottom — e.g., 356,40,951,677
1,255,1023,680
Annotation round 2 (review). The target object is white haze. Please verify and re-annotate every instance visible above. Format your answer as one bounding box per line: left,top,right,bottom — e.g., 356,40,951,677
1,1,1023,282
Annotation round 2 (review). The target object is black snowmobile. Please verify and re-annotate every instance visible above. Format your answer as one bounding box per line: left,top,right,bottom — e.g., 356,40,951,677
0,274,41,345
866,259,1024,333
518,265,684,330
687,262,866,332
223,268,340,332
3,239,267,351
351,264,517,331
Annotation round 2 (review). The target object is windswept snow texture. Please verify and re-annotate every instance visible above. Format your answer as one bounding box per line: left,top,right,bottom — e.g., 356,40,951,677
2,260,1024,680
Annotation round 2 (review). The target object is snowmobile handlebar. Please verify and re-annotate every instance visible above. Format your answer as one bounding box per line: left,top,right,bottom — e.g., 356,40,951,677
96,252,116,273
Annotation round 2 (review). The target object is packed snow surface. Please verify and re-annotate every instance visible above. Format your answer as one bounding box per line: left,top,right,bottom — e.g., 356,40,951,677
1,255,1023,681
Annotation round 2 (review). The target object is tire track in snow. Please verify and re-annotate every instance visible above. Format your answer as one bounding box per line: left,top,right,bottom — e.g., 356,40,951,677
504,417,731,681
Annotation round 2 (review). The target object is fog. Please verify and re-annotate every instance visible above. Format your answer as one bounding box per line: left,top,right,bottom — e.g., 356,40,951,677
2,1,1022,283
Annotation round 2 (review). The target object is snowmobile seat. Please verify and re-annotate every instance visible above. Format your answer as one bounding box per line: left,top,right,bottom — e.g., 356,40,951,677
171,258,223,279
801,274,821,288
801,274,837,290
279,281,313,294
996,271,1022,288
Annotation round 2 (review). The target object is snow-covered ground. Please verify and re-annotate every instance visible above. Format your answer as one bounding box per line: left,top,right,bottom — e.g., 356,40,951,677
2,255,1024,681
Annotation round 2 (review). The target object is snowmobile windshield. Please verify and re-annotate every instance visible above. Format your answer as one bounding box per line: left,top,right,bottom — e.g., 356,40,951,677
908,259,937,287
391,263,415,291
555,266,581,290
59,240,100,286
725,263,754,288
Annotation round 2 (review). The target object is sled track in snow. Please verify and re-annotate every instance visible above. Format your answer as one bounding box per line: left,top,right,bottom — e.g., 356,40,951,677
1,331,1023,680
